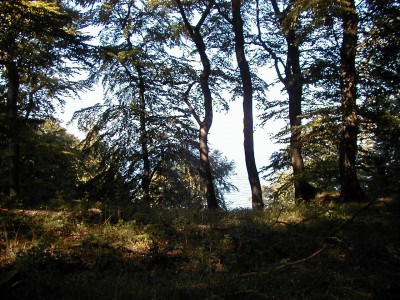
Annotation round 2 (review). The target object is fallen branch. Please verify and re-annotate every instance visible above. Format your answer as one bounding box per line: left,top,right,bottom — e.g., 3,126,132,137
241,199,386,277
265,207,284,229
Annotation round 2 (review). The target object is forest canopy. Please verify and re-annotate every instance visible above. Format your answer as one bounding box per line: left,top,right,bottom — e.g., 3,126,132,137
0,0,399,210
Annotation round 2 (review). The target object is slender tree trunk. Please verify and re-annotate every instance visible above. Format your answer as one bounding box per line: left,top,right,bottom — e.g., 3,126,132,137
231,0,263,210
285,30,317,202
126,31,152,206
6,61,20,198
197,41,219,209
137,64,151,205
267,0,317,202
199,122,219,209
175,0,219,209
339,0,366,202
198,60,219,209
286,29,305,200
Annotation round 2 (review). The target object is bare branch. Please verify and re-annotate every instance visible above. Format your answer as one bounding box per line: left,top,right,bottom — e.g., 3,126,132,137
182,82,201,126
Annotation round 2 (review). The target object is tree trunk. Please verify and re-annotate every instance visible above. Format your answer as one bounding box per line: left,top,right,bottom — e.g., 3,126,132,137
231,0,264,210
175,0,219,209
6,61,20,198
137,64,152,205
266,0,317,202
339,0,367,202
196,34,219,209
198,57,219,209
285,29,317,202
126,31,152,206
197,36,219,209
200,123,219,209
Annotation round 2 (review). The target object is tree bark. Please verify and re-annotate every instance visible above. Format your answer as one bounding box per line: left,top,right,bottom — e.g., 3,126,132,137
6,60,20,198
285,30,316,202
267,0,317,202
231,0,264,210
339,0,367,202
136,64,152,205
198,59,219,209
125,28,152,206
196,32,219,209
175,0,219,209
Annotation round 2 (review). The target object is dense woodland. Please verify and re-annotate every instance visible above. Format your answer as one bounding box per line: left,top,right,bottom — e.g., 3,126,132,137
0,0,399,298
0,0,399,209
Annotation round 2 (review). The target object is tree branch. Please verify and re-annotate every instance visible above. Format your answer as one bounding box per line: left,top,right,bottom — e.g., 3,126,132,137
182,82,201,126
256,0,285,83
216,2,232,24
195,0,215,31
175,0,195,38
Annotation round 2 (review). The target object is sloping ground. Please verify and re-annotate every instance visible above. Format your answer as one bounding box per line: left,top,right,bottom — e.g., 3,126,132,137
0,197,399,299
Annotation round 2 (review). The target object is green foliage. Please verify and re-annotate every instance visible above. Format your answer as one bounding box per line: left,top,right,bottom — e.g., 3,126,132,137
0,0,91,118
257,0,399,200
0,0,92,201
0,120,82,207
19,120,81,206
356,0,400,195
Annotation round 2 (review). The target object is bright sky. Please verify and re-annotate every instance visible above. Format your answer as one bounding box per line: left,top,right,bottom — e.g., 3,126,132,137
210,100,283,208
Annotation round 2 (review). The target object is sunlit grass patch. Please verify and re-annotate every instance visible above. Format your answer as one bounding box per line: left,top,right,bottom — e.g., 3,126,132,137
1,196,399,299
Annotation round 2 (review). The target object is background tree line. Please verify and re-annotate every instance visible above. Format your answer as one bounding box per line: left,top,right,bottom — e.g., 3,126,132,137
0,0,398,211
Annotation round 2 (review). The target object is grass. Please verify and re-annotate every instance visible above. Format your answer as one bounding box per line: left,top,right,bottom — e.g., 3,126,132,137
0,196,399,299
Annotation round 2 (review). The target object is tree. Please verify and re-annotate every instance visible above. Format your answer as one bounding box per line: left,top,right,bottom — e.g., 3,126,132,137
4,60,20,198
76,1,162,206
338,0,367,201
357,0,400,195
174,0,219,209
0,0,89,198
255,0,318,202
20,120,81,206
74,0,235,209
231,0,264,210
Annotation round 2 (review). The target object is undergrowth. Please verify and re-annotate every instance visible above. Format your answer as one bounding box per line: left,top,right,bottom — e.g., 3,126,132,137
0,196,399,299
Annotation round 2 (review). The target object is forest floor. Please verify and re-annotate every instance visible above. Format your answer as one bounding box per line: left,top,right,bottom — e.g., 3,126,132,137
0,196,399,299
